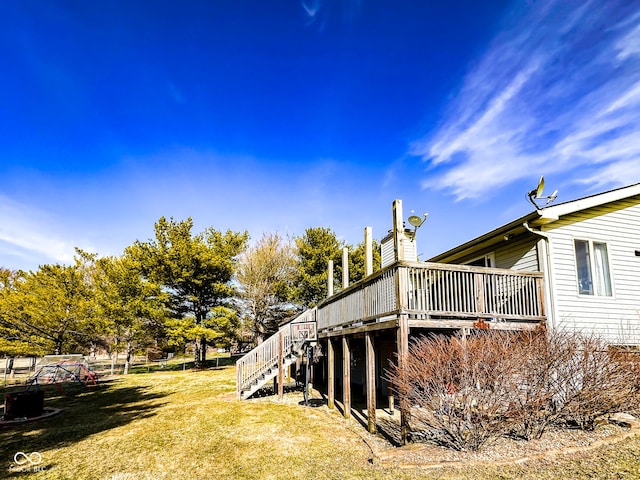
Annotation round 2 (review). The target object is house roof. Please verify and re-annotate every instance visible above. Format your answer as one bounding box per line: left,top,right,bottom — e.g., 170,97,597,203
428,182,640,263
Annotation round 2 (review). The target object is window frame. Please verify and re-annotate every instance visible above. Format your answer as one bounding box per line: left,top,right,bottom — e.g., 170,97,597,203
573,238,614,297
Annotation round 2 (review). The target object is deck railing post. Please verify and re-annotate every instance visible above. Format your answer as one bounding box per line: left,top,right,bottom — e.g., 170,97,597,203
277,331,284,401
536,276,545,318
328,260,334,297
364,226,373,277
396,265,408,311
236,358,242,399
392,199,405,262
475,272,485,317
342,247,349,289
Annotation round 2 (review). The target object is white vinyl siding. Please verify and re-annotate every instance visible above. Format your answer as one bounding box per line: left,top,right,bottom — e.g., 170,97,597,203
453,236,540,271
543,196,640,344
495,237,539,271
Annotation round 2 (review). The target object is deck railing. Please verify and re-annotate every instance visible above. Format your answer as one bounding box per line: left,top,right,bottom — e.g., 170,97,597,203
317,261,544,332
236,308,316,398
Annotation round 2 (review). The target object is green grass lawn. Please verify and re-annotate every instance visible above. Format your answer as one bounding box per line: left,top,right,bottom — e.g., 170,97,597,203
1,366,640,480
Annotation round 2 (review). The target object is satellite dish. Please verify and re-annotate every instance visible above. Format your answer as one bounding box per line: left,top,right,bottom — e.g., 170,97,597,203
535,176,545,198
407,213,428,238
408,215,424,227
527,176,558,209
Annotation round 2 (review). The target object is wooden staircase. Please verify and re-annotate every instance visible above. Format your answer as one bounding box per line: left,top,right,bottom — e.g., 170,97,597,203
236,308,316,400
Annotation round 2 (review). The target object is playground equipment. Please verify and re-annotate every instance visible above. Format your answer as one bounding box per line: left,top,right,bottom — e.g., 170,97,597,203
25,355,98,393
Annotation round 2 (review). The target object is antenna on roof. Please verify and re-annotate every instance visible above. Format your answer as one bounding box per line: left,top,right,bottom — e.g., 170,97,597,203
527,176,558,209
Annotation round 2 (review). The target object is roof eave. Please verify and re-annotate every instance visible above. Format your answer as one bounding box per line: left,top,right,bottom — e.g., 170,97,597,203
428,182,640,264
428,211,540,263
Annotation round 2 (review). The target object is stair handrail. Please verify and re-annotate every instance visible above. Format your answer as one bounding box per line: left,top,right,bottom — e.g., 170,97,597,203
236,308,317,398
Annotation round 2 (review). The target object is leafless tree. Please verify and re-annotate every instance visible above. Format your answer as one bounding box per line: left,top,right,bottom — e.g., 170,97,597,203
236,232,297,344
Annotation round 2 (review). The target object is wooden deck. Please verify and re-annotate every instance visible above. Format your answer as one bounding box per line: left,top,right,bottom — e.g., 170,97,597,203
237,199,547,441
317,260,545,337
237,260,545,400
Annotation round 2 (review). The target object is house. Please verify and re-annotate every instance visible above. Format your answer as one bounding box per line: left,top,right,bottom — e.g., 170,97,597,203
429,182,640,346
236,182,640,441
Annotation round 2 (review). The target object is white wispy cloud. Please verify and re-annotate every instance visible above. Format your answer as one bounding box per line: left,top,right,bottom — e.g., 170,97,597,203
0,195,75,268
412,0,640,200
301,0,321,19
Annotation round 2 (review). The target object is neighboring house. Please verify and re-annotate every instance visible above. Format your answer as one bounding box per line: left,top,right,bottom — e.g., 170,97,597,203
429,182,640,346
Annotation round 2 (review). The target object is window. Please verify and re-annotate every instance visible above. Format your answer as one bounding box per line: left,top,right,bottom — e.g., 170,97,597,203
574,239,612,296
467,254,495,268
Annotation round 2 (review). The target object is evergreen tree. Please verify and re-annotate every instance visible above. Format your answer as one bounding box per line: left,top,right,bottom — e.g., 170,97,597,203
293,227,343,308
129,217,247,368
94,253,167,374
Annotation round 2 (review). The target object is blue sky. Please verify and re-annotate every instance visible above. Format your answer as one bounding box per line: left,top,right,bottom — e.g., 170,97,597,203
2,0,640,271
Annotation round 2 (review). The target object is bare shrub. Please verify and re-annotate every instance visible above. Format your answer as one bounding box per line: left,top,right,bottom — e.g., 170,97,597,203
388,327,640,451
506,332,556,440
554,334,640,430
388,331,521,451
609,347,640,416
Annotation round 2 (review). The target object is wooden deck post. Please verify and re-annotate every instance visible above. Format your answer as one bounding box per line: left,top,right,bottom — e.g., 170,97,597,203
536,276,546,318
365,332,376,433
342,336,351,419
328,338,335,410
396,257,410,444
397,316,409,445
342,247,349,289
328,260,334,297
277,331,284,401
393,199,405,262
364,226,373,277
475,272,485,316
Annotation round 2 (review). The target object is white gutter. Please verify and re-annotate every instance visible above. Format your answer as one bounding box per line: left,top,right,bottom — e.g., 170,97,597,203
523,221,556,329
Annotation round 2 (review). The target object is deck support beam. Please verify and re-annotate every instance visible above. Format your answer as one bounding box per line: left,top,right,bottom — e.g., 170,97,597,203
397,316,409,445
328,338,335,410
396,250,410,445
365,332,376,433
342,336,351,419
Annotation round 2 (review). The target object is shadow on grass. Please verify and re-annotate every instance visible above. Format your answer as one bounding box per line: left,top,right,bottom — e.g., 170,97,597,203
0,379,167,471
248,383,305,399
319,393,402,447
125,355,239,375
348,402,402,447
